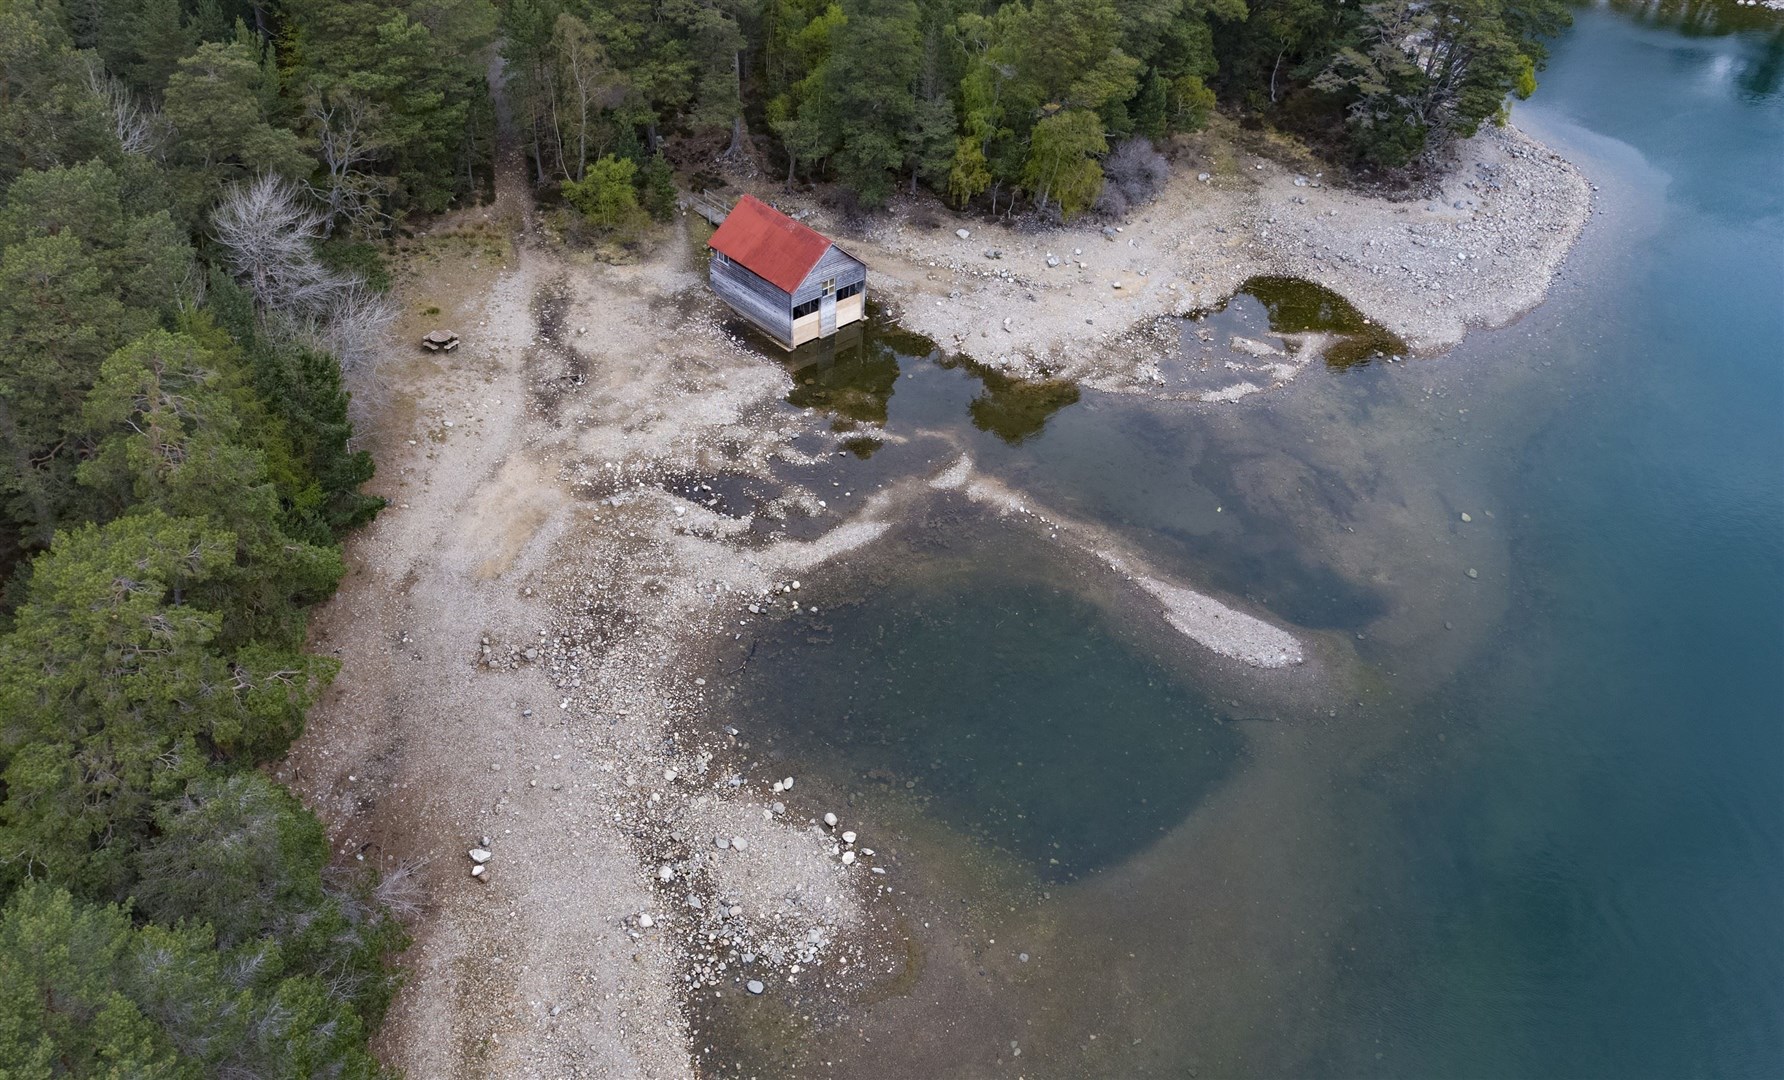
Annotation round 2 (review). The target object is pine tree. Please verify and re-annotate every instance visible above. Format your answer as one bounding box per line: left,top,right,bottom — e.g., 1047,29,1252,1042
0,511,332,896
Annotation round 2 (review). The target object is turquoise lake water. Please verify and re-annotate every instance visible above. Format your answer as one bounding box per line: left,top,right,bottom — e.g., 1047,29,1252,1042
712,5,1784,1076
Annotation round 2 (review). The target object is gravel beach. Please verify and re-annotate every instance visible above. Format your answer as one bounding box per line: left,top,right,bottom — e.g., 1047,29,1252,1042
280,116,1593,1078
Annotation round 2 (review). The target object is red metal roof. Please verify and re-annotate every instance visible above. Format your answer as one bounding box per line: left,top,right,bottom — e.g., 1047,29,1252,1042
707,194,833,294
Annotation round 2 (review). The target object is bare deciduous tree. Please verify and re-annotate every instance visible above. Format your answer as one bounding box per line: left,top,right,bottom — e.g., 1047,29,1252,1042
304,92,392,236
1096,137,1171,218
213,174,336,311
212,175,396,424
85,55,164,158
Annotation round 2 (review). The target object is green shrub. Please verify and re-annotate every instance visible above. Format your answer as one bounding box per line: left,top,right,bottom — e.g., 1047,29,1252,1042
561,155,646,233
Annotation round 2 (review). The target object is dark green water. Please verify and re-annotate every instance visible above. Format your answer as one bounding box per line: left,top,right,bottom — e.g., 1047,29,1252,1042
717,5,1784,1076
731,557,1245,884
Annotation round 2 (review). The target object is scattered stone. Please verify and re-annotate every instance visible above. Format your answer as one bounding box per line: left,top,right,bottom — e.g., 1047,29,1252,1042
841,851,856,866
715,837,729,849
781,776,794,790
470,864,486,879
823,812,838,828
1046,254,1061,268
1460,512,1472,522
638,913,654,928
659,864,675,882
841,830,857,845
468,848,492,864
1466,568,1480,579
730,836,748,852
747,979,765,995
1197,172,1211,183
956,228,971,239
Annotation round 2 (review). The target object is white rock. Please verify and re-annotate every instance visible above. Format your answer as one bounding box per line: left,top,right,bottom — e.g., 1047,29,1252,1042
781,776,794,790
861,847,875,857
468,848,492,864
664,768,677,782
747,979,766,994
772,780,784,793
639,913,654,928
841,851,856,865
470,864,486,878
841,830,857,845
823,812,838,828
791,580,801,590
731,836,748,852
956,228,971,239
659,864,675,882
715,837,730,849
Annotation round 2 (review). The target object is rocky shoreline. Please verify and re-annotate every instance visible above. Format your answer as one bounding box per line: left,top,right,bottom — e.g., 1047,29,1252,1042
282,116,1593,1078
795,121,1592,403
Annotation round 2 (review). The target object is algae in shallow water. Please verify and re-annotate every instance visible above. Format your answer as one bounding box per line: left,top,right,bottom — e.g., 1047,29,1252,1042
1180,276,1405,371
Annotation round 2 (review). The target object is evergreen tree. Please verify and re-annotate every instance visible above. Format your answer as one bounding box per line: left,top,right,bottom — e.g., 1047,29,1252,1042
812,0,921,205
0,161,190,549
163,39,309,186
0,882,391,1079
0,0,119,191
0,511,332,896
637,152,679,220
282,0,498,212
76,330,347,648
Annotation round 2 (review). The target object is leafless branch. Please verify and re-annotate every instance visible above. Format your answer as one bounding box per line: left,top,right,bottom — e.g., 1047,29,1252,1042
213,176,396,424
85,55,165,158
303,93,393,237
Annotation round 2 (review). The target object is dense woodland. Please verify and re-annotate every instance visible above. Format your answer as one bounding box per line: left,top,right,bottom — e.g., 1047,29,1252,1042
0,0,1572,1071
504,0,1571,220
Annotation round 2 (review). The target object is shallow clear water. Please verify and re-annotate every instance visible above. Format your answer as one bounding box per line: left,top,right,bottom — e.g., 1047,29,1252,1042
716,5,1784,1075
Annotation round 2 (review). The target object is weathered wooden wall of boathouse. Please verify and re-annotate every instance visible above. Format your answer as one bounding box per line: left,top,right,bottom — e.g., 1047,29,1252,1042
710,253,794,346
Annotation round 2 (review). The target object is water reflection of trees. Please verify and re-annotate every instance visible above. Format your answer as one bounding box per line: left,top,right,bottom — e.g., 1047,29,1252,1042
783,328,900,426
1604,0,1784,95
780,311,1082,446
960,368,1081,444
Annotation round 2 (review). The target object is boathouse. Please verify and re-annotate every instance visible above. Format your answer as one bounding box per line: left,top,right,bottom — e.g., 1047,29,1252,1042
706,195,866,350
